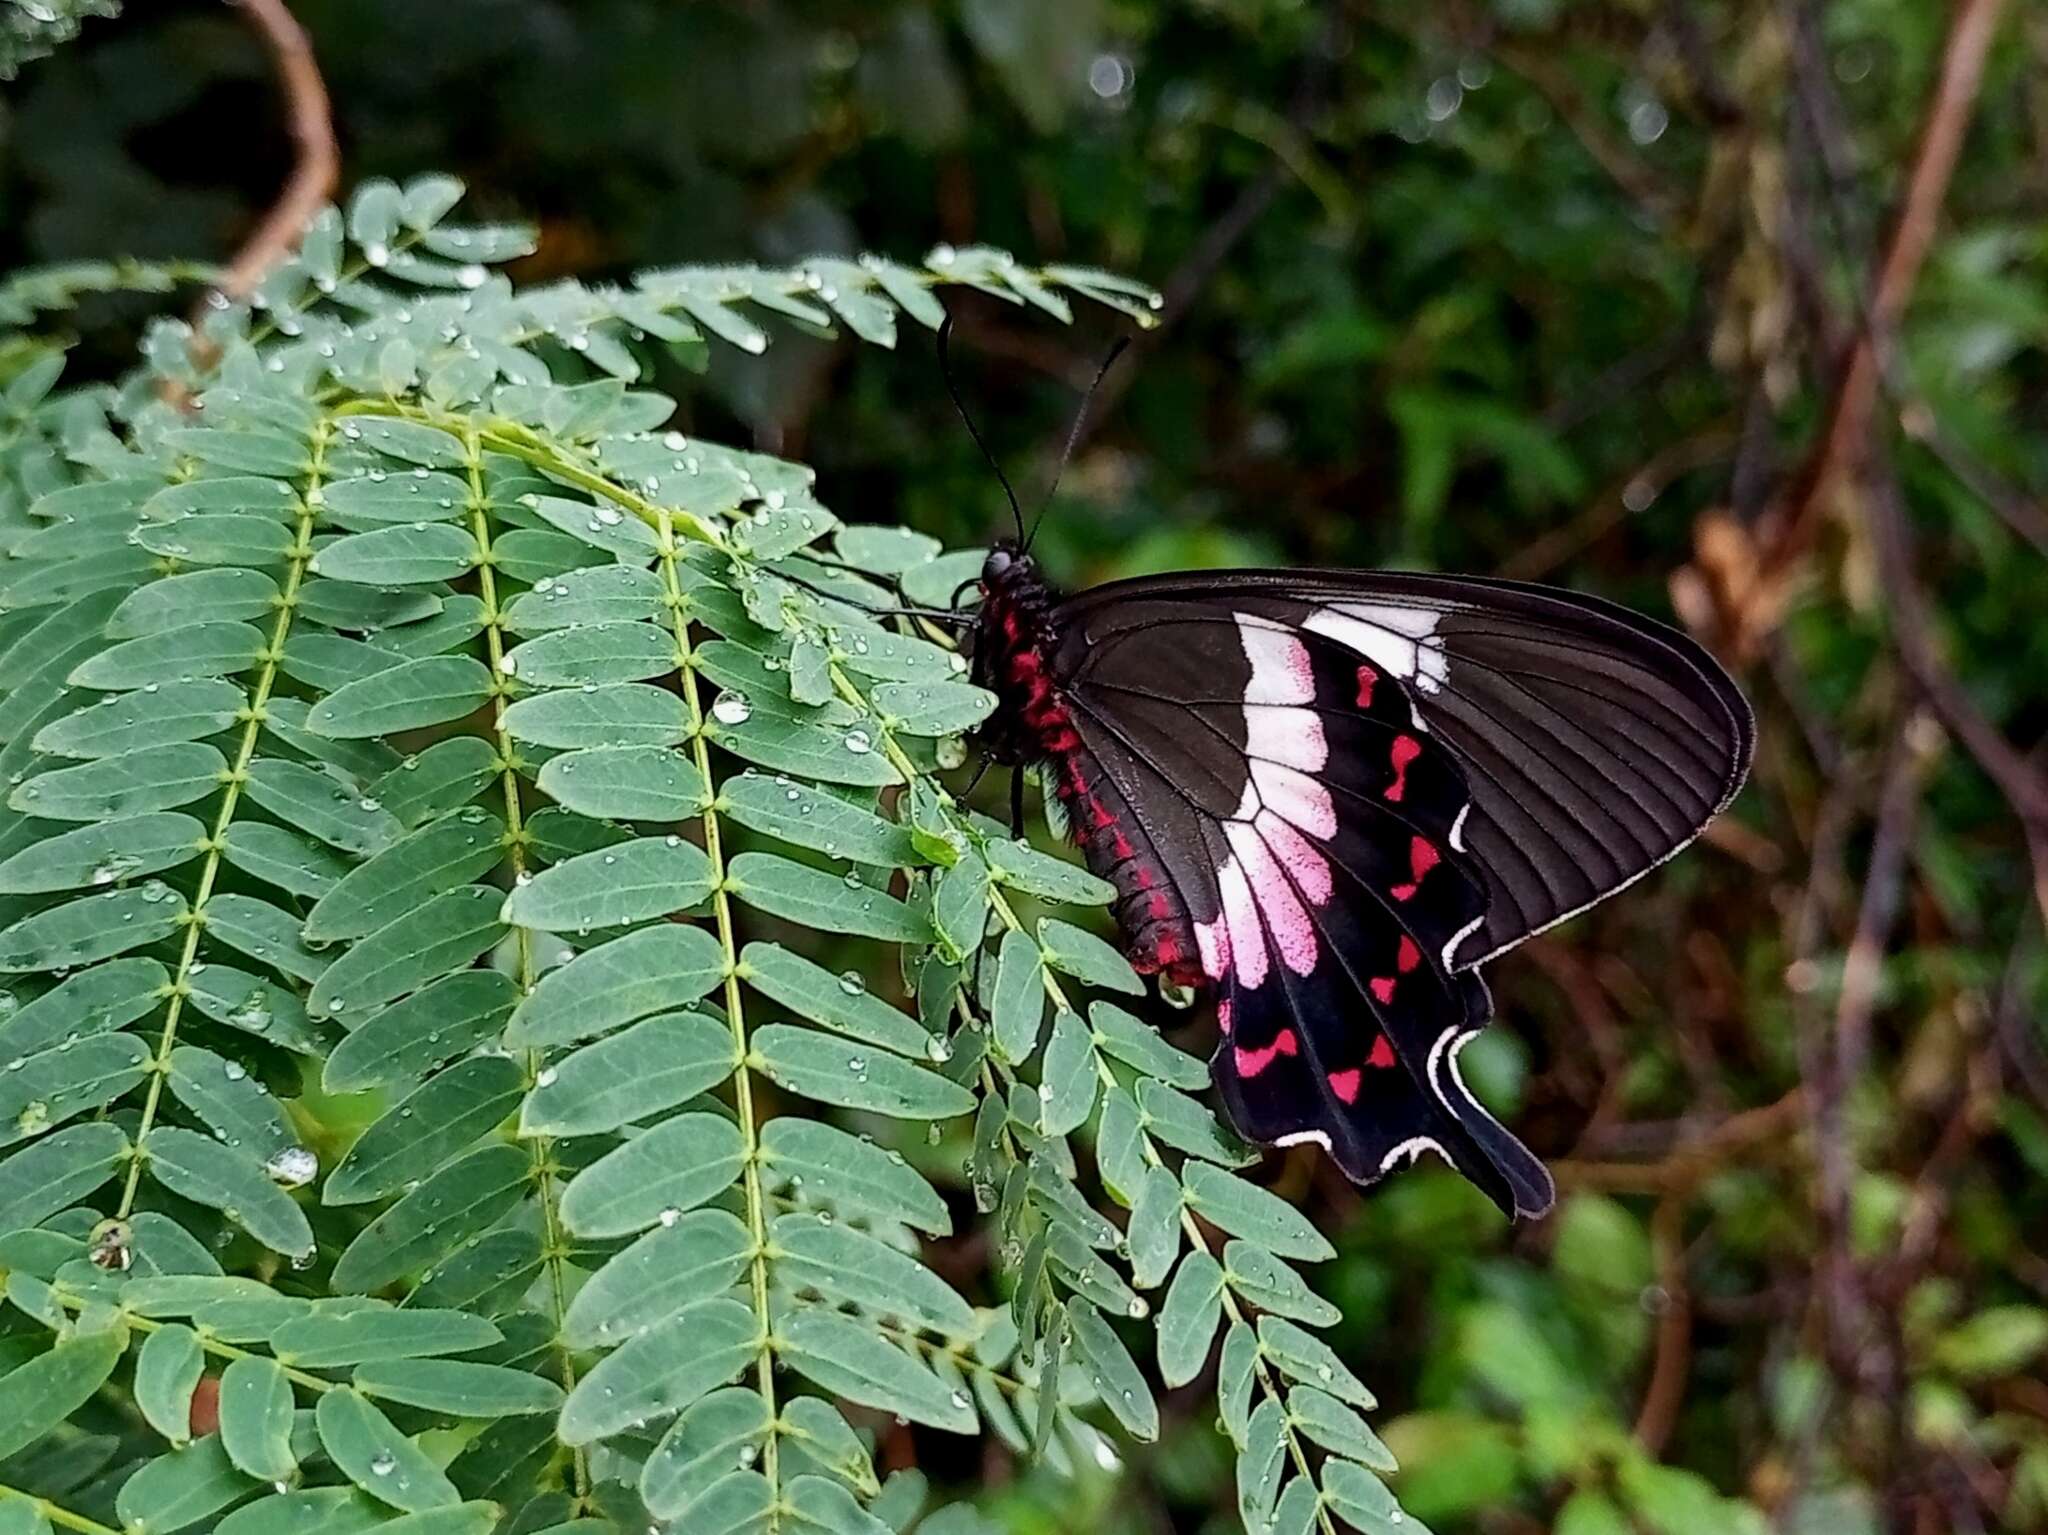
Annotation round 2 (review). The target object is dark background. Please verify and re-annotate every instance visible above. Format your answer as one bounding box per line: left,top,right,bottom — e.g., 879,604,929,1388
6,3,2047,1532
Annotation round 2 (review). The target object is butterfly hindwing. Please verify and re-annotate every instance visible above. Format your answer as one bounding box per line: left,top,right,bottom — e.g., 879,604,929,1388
1046,602,1553,1215
975,553,1749,1219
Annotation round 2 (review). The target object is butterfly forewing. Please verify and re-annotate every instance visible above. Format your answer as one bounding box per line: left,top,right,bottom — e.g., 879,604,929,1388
1058,570,1755,968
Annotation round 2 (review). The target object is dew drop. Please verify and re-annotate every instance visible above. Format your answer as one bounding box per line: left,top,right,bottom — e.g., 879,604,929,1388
711,691,752,726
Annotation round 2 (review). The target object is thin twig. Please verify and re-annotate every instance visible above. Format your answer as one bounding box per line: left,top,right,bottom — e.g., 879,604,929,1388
1753,0,2008,595
215,0,339,301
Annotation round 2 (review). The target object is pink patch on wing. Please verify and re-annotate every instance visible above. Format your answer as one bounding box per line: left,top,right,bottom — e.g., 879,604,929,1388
1396,935,1421,973
1367,1035,1397,1069
1328,1068,1362,1104
1226,820,1317,977
1233,1027,1299,1078
1217,861,1268,990
1244,703,1328,771
1369,975,1396,1004
1354,664,1379,708
1216,999,1232,1036
1194,916,1232,982
1385,734,1422,802
1239,621,1316,705
1254,809,1332,906
1250,759,1337,839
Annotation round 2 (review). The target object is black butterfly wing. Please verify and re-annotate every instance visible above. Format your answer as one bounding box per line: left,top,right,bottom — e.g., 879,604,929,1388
1043,598,1554,1216
1056,570,1754,969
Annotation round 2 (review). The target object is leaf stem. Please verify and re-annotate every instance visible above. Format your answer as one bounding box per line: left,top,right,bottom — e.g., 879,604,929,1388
115,420,329,1222
456,425,588,1500
0,1484,120,1535
654,506,784,1496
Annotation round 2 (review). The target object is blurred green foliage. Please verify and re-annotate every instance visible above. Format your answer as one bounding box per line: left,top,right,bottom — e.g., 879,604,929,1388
4,2,2047,1533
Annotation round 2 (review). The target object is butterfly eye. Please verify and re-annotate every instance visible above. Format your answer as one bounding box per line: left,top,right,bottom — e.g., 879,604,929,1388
982,548,1014,582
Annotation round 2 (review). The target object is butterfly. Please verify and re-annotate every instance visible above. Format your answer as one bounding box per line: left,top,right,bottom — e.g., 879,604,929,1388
962,545,1753,1219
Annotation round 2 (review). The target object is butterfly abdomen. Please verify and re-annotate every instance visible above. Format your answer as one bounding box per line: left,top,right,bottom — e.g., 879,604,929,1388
972,551,1205,986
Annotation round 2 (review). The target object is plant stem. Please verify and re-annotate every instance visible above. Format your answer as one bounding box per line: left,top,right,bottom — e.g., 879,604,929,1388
116,420,329,1221
654,506,783,1495
0,1485,120,1535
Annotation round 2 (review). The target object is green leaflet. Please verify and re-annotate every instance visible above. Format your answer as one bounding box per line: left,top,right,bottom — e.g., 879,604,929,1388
241,756,404,855
307,885,506,1020
502,620,675,686
0,812,207,895
0,955,164,1060
771,1211,976,1337
504,923,725,1049
0,884,188,972
558,1297,760,1446
518,1009,736,1136
779,1309,975,1434
273,1308,502,1367
309,522,478,585
322,1055,526,1205
726,853,928,942
352,1359,564,1417
502,681,687,748
738,942,934,1059
106,568,282,637
316,1387,461,1512
328,1142,532,1294
144,1126,314,1258
305,654,495,737
752,1023,972,1120
323,970,519,1092
756,1118,950,1235
67,621,267,689
501,835,715,931
559,1112,748,1238
640,1388,772,1518
0,1324,125,1462
562,1208,752,1348
536,743,708,821
303,806,507,943
31,679,244,758
218,1355,297,1482
719,771,918,866
8,742,227,820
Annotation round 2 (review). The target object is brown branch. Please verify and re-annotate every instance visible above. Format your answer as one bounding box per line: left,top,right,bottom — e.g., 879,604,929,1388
216,0,338,302
1740,0,2008,642
1551,1087,1807,1196
1633,1196,1692,1454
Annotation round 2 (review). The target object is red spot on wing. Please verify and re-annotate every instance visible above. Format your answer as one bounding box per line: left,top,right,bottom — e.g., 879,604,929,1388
1354,665,1379,708
1233,1027,1299,1079
1329,1068,1361,1104
1385,734,1422,802
1390,836,1438,902
1369,975,1396,1004
1217,999,1232,1035
1396,936,1421,972
1367,1035,1397,1069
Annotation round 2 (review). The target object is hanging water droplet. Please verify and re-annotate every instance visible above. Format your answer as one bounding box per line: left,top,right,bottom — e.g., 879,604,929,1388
837,970,865,996
264,1146,318,1189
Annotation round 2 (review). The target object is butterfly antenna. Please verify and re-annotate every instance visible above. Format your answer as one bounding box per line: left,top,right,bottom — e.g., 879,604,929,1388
1022,333,1131,555
937,313,1028,546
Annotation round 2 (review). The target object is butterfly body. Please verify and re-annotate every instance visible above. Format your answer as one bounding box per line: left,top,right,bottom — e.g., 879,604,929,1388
965,542,1753,1219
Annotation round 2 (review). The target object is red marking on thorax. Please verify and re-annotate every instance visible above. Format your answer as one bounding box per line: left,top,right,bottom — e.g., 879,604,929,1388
1385,734,1422,802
